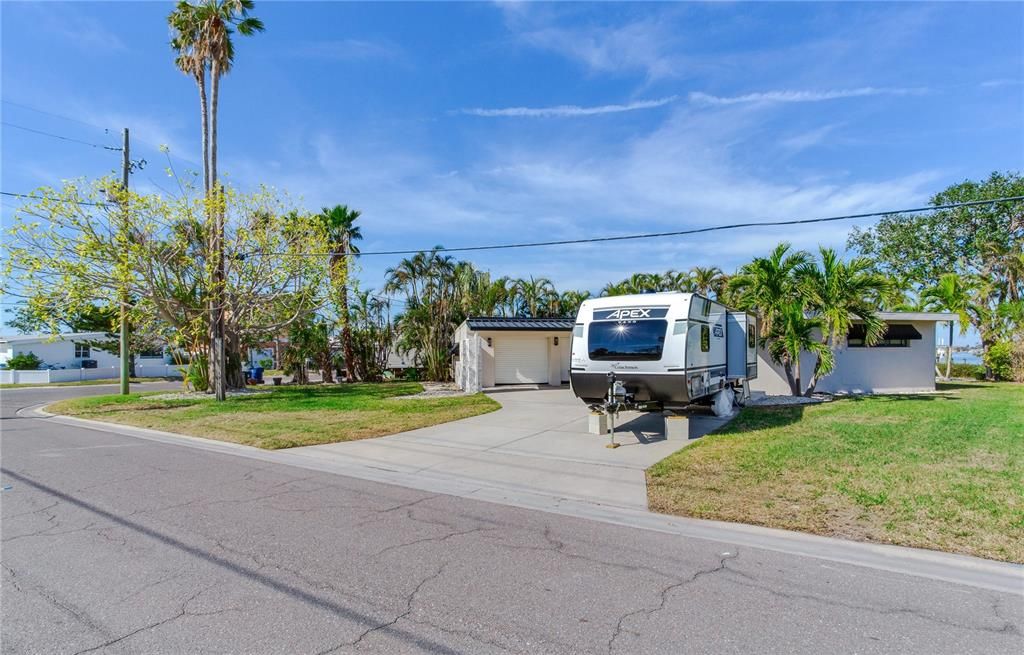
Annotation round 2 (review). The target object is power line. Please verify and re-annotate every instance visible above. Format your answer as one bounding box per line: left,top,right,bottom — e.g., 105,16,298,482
2,99,204,169
255,195,1024,258
2,99,116,132
2,121,122,151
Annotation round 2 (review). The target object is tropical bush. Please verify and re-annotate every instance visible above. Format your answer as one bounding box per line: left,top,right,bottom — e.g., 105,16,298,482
7,352,42,370
947,362,984,379
985,341,1014,381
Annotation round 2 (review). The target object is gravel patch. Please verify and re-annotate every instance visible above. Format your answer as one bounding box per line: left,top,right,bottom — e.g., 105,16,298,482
394,382,470,399
747,394,829,407
148,388,273,401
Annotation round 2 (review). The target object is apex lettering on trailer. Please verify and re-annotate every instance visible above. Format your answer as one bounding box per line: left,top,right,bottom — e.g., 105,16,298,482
593,307,669,320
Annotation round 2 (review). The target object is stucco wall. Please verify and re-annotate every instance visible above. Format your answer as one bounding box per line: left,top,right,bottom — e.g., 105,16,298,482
750,321,938,395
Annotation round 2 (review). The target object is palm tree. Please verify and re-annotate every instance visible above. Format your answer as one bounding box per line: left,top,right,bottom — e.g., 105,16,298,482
168,0,263,398
513,277,557,317
318,205,362,379
662,269,694,293
799,248,890,394
600,281,630,297
727,243,812,338
690,266,727,298
922,272,973,379
767,302,834,395
558,290,591,318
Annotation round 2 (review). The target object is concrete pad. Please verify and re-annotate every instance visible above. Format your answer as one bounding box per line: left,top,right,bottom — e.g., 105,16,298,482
291,386,728,509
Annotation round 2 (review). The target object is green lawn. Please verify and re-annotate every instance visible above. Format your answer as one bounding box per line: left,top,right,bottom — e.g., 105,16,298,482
49,383,500,450
0,377,173,389
647,382,1024,562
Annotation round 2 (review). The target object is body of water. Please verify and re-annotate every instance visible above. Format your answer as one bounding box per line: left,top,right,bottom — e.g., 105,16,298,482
945,351,983,364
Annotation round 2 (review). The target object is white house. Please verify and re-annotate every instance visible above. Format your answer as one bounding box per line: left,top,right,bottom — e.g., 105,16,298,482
0,332,181,384
454,311,955,397
749,312,956,396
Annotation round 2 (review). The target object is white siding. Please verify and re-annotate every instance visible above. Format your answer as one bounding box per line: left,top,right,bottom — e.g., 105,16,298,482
493,336,548,384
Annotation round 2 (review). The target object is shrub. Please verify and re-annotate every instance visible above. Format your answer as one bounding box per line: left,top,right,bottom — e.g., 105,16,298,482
948,362,984,379
984,341,1014,381
8,352,42,370
1013,338,1024,383
258,357,274,369
184,353,209,391
402,367,421,382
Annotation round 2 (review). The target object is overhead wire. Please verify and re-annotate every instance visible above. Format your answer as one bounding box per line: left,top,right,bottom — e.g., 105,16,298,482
2,121,122,151
243,195,1024,258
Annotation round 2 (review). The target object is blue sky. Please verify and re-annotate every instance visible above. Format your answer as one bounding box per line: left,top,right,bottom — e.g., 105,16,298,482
2,1,1022,327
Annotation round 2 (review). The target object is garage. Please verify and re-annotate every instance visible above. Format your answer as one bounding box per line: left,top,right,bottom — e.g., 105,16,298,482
453,317,574,391
494,336,549,384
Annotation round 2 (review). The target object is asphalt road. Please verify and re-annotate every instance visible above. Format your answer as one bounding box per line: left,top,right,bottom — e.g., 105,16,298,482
2,384,1021,654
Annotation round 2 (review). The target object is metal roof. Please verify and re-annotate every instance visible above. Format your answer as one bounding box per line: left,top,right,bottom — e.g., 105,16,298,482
876,312,956,322
465,317,574,331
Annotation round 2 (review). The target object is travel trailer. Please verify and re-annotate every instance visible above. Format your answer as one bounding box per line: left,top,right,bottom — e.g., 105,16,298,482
570,292,757,412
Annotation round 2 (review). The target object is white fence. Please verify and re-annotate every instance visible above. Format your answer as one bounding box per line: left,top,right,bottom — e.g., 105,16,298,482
1,365,183,385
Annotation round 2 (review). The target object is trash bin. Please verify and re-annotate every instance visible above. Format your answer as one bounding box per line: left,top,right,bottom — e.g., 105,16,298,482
253,366,264,382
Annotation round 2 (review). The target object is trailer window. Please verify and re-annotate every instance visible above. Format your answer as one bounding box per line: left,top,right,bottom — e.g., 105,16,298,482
588,321,667,361
700,325,710,352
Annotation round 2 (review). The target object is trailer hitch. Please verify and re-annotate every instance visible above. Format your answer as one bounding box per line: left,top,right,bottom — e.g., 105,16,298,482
602,373,631,448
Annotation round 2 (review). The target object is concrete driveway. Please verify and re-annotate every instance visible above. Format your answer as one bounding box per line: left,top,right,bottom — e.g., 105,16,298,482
292,386,731,509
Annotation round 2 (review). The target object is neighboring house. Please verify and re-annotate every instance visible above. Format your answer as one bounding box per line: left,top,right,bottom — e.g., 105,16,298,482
0,332,181,383
0,332,119,369
750,312,956,395
454,317,573,391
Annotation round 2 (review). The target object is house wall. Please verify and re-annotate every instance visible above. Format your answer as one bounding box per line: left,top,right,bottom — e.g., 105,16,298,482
751,321,938,395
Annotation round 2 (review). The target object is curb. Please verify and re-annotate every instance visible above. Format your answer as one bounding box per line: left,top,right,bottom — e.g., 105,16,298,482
22,404,1024,596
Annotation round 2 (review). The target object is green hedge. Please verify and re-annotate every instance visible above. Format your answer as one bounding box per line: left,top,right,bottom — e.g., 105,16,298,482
947,362,984,379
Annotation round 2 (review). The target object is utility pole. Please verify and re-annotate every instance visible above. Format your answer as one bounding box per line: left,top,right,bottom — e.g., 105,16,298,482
119,128,131,396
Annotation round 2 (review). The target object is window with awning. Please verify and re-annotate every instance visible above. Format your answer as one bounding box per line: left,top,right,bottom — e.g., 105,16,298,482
847,323,922,347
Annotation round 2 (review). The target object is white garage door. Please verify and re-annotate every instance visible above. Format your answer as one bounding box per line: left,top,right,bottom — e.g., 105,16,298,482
494,337,548,384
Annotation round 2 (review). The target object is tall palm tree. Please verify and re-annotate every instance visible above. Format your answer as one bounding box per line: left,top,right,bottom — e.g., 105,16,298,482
318,205,362,379
922,272,973,379
168,0,263,398
800,248,890,394
169,3,210,193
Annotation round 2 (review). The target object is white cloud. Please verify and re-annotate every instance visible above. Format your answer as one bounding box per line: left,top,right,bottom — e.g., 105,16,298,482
980,78,1023,88
459,96,678,118
519,19,686,80
780,124,842,151
690,87,926,106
